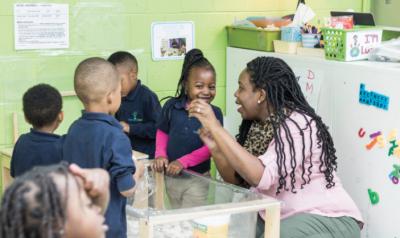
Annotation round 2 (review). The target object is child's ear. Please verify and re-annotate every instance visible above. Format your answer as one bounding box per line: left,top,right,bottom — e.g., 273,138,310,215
106,92,113,105
129,68,138,79
58,111,64,123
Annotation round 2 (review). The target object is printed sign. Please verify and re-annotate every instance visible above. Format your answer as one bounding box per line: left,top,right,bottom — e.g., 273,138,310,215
345,30,382,61
14,3,69,50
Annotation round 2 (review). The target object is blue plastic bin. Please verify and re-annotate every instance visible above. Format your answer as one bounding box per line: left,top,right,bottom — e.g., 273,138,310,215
281,26,302,42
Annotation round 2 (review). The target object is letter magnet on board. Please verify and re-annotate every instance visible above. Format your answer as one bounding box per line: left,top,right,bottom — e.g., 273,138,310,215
358,128,366,138
359,83,390,110
366,138,378,150
368,189,379,205
388,140,399,156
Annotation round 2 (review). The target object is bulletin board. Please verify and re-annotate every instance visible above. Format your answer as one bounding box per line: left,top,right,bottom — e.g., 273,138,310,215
226,47,400,238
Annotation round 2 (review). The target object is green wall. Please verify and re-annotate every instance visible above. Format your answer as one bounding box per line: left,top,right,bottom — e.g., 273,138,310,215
371,0,400,27
0,0,362,148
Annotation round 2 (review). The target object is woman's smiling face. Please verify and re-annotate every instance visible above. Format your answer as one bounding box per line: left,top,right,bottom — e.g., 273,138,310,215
234,69,265,120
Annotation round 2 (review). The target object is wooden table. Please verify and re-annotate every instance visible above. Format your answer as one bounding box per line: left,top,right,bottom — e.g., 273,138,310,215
0,148,13,195
132,150,149,160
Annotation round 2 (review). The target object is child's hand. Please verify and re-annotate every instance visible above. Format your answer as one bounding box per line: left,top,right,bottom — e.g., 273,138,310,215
166,160,183,176
69,163,110,214
152,157,169,172
120,121,130,133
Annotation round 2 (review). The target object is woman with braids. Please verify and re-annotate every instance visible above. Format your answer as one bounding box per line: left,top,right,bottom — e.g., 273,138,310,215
189,56,363,238
153,48,223,208
0,162,110,238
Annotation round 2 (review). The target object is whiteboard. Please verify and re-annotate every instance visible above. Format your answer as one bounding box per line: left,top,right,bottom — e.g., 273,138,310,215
226,47,400,238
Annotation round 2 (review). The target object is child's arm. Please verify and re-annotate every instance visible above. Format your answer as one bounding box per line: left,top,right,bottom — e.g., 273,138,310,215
122,93,161,139
108,133,137,197
153,129,169,172
166,140,213,176
10,139,22,178
69,164,110,214
176,145,211,168
120,160,145,196
166,106,224,175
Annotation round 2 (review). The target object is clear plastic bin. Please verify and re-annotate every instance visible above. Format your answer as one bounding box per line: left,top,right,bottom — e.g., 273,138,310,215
127,168,280,238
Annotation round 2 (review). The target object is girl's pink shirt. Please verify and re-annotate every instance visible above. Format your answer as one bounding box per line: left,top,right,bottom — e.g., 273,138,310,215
155,129,211,168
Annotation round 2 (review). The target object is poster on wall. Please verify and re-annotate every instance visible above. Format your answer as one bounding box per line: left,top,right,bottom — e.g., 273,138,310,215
14,3,69,50
151,21,194,61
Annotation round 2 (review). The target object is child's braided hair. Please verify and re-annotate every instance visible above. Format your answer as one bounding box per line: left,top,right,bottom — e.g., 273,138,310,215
0,162,70,238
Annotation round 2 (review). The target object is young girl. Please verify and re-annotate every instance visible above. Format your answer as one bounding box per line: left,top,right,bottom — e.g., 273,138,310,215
189,56,363,237
0,162,109,238
153,48,223,208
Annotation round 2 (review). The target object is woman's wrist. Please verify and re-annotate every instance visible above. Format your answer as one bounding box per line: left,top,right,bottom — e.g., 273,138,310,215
209,120,222,132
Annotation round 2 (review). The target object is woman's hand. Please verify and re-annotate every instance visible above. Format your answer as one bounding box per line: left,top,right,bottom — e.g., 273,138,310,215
198,128,217,152
188,99,221,131
166,160,183,176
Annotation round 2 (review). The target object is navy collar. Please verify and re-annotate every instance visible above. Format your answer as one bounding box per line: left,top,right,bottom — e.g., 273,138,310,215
173,96,189,110
81,111,122,129
124,80,142,101
30,128,60,141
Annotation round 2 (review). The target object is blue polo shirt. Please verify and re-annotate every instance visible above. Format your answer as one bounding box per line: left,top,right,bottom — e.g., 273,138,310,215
116,80,161,159
10,129,63,177
63,112,136,238
157,97,223,174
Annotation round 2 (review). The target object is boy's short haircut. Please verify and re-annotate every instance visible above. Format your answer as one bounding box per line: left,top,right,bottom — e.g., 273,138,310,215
107,51,138,71
23,84,62,128
74,57,119,105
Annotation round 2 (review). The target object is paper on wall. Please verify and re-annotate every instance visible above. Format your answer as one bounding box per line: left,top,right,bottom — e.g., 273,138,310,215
14,3,69,50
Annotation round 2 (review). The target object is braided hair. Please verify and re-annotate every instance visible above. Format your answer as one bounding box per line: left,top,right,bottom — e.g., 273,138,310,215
237,56,337,194
160,48,216,104
0,162,70,238
174,48,216,99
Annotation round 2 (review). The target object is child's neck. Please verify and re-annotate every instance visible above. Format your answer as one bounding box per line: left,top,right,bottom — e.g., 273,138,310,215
34,124,58,134
84,104,114,116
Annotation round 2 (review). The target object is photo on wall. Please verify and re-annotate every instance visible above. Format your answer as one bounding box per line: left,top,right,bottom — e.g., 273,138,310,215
160,37,186,57
151,21,194,61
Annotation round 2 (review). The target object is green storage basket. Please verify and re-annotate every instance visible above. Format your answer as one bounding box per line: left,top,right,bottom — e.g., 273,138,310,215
227,26,280,52
322,27,382,61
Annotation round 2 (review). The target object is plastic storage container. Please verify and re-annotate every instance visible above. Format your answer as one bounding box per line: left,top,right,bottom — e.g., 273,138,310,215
281,26,302,42
301,34,320,48
273,40,301,54
322,27,382,61
127,168,281,238
227,26,280,52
